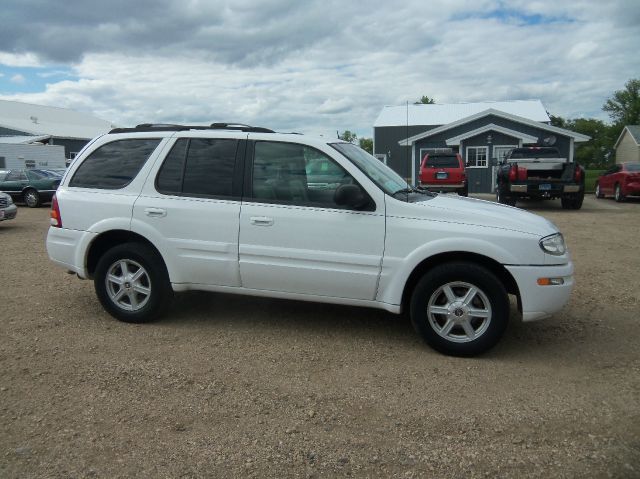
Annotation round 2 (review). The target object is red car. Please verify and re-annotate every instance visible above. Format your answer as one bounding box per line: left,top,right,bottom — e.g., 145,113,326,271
595,162,640,202
419,152,468,196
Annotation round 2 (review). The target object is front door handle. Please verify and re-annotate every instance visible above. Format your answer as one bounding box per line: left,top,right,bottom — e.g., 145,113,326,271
144,207,167,218
250,216,274,226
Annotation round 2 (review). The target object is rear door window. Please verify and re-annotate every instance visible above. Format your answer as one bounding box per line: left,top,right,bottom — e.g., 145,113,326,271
155,138,239,199
70,139,161,189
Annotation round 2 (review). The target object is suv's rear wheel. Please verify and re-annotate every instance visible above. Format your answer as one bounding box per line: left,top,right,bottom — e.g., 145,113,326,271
94,242,172,323
410,262,509,356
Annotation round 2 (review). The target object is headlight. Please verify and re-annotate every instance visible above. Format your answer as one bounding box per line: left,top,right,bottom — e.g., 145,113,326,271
539,233,566,256
5,195,12,205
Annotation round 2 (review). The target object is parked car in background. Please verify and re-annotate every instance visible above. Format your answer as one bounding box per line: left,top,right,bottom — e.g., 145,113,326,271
0,192,17,222
496,147,585,209
0,169,62,207
595,162,640,202
419,152,468,196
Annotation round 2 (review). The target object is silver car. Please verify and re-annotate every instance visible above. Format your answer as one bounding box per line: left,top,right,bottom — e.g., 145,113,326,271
0,192,17,222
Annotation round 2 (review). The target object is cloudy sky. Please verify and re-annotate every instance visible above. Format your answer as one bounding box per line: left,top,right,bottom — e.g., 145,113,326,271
0,0,638,137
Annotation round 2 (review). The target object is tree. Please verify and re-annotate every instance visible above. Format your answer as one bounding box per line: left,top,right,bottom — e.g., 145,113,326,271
603,78,640,127
337,130,358,143
414,95,436,105
359,137,373,154
549,114,567,128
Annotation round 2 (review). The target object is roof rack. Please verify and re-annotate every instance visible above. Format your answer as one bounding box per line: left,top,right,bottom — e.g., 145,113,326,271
108,123,275,134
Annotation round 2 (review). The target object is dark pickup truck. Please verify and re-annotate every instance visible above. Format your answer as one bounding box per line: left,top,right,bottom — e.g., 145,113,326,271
495,147,585,210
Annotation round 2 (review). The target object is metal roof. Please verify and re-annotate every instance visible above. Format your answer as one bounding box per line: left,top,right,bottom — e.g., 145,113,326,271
0,100,114,140
399,108,590,146
0,134,52,144
374,100,550,127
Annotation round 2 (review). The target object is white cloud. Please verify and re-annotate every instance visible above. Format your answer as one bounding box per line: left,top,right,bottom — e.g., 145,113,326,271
0,0,638,137
0,52,42,67
10,74,26,84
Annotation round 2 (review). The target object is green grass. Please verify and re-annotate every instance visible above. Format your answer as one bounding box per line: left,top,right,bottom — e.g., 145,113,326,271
584,169,605,193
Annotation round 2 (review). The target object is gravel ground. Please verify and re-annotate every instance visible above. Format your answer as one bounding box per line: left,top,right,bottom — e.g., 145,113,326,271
1,196,639,478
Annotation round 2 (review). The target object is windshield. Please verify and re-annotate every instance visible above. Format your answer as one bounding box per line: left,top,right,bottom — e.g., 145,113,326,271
626,163,640,172
330,143,408,195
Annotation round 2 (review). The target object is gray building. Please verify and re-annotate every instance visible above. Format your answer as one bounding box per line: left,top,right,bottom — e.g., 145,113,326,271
374,100,590,193
0,100,114,161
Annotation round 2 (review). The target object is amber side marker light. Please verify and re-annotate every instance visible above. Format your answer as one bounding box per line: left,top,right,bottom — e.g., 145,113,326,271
537,277,564,286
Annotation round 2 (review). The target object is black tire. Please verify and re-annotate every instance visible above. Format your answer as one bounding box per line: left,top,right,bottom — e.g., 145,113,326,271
496,187,516,206
23,189,41,208
561,191,584,210
94,242,172,323
458,186,468,197
614,184,624,202
409,262,509,356
595,182,604,199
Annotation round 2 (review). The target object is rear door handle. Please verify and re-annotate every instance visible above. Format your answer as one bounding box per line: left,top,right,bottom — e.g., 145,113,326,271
144,207,167,218
250,216,274,226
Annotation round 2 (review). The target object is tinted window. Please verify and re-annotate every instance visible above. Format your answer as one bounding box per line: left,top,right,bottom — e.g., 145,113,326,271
625,163,640,172
156,138,238,198
252,141,359,208
156,139,188,194
183,139,237,197
425,155,459,168
70,139,161,189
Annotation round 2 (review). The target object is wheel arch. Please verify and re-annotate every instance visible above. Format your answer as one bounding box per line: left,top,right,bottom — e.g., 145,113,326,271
399,251,520,315
86,230,166,279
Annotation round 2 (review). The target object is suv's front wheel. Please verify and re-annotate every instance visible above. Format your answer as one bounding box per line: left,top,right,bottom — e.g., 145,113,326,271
410,262,509,356
94,242,172,323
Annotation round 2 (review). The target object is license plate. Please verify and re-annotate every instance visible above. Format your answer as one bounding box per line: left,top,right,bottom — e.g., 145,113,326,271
436,172,448,179
539,184,551,191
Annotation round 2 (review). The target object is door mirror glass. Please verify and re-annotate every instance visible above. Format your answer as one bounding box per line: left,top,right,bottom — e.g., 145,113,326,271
334,184,369,210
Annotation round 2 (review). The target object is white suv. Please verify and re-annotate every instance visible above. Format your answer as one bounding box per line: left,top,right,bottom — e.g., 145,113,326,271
46,123,574,356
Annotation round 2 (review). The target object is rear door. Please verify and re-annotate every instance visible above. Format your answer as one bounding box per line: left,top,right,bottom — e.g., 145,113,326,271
132,133,244,286
238,139,385,300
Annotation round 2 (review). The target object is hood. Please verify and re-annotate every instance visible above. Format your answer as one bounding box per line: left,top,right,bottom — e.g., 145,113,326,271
395,194,558,237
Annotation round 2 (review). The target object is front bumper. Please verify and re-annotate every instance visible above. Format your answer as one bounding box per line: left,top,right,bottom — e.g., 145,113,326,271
506,262,574,322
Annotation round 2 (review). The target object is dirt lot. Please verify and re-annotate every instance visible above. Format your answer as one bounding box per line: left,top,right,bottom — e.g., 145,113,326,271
1,196,639,478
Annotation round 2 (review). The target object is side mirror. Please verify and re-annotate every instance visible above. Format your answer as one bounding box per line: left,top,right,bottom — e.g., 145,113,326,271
334,184,370,210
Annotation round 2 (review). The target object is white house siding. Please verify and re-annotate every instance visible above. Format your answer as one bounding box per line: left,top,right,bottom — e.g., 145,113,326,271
615,131,640,164
0,143,66,169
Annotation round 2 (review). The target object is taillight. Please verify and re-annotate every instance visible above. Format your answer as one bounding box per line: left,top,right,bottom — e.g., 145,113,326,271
50,194,62,228
517,166,527,181
509,165,517,181
574,166,583,182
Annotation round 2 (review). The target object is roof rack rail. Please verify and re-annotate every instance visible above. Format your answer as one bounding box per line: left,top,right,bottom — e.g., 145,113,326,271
108,123,275,134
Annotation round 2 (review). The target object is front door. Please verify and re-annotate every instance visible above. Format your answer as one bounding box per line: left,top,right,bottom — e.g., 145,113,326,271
239,140,385,300
465,146,490,193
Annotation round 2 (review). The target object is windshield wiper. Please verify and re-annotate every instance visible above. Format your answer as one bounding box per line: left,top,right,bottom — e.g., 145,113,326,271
392,186,436,197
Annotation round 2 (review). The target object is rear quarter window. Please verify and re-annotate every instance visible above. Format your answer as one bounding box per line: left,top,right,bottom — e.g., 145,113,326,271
69,139,161,189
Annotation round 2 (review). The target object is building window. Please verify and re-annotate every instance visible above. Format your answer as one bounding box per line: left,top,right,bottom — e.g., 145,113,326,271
466,146,488,168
